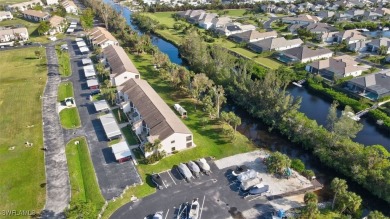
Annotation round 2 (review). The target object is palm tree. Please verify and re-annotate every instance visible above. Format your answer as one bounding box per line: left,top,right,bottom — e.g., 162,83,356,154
331,178,348,210
304,192,318,205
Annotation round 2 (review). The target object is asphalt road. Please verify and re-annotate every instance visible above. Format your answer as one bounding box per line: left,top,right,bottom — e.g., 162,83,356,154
111,160,274,219
66,39,142,200
41,45,70,219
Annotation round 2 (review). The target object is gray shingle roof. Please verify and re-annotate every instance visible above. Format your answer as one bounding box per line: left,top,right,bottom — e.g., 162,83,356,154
349,73,390,95
283,46,332,60
103,45,139,76
120,79,192,141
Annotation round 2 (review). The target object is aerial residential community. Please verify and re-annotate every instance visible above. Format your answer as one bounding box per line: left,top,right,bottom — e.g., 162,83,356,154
0,0,390,218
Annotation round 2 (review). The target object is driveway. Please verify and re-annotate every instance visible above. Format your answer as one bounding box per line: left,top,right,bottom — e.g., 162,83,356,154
66,39,142,200
263,17,281,31
41,45,70,218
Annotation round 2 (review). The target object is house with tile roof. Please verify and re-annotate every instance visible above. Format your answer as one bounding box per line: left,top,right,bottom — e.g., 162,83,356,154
306,55,368,79
6,0,42,12
281,14,321,25
0,11,13,21
118,79,194,157
61,0,78,14
48,15,66,35
279,46,333,63
334,30,367,44
103,45,140,87
366,38,390,54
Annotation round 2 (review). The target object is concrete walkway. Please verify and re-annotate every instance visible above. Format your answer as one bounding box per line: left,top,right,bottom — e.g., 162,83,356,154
41,45,70,218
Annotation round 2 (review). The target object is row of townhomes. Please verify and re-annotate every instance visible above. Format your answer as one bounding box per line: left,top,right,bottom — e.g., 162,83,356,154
87,27,194,158
5,0,78,14
177,5,390,100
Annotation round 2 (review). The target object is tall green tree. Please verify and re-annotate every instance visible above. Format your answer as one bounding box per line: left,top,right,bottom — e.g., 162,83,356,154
378,45,389,56
331,178,348,210
37,21,50,35
265,152,291,175
80,8,94,30
211,85,226,119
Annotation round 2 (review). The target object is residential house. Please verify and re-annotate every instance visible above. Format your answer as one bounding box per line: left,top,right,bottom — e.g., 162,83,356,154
48,15,66,35
211,17,232,29
61,0,78,14
118,79,194,157
348,40,370,52
6,0,42,12
0,27,29,46
88,27,119,48
346,72,390,100
22,10,50,22
46,0,59,5
198,13,217,29
317,31,339,43
334,12,353,21
0,11,13,21
229,30,278,43
363,11,382,20
215,23,256,36
316,10,335,19
279,46,333,63
346,9,365,19
177,10,205,24
366,38,390,54
247,37,303,53
334,30,367,44
102,45,140,87
306,55,368,78
281,14,321,25
289,22,337,34
311,4,324,11
261,4,277,13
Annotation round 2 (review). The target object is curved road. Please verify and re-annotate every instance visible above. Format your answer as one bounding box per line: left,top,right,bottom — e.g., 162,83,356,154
41,45,70,218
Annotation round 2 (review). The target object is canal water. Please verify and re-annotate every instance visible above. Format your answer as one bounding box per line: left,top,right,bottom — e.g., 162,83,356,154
105,1,390,213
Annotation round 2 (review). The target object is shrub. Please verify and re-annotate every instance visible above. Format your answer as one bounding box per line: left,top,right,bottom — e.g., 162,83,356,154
303,170,315,180
291,158,305,173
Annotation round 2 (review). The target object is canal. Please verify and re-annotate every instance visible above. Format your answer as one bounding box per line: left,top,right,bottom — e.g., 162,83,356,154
105,0,390,214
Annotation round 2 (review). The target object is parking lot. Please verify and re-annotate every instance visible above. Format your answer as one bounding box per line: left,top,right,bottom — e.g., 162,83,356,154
111,151,322,219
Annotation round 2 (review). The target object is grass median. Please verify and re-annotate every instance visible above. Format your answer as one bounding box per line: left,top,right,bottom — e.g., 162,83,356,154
57,82,74,102
56,46,72,77
59,108,81,129
65,137,105,217
0,47,47,216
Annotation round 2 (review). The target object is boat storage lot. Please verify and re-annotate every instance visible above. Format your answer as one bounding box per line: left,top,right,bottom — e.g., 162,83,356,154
111,151,315,219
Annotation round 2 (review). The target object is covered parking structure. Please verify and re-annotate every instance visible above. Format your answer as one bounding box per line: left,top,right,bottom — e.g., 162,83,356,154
83,65,96,79
93,100,109,112
100,113,122,140
79,46,90,54
77,41,86,48
111,141,137,164
82,58,92,65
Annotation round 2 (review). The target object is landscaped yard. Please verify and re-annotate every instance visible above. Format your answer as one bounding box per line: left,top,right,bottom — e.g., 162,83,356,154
59,108,81,129
121,127,139,145
0,0,26,4
112,108,129,123
143,12,281,69
101,47,257,219
0,48,47,215
0,17,65,43
65,137,105,217
207,9,249,17
57,82,74,102
56,46,72,77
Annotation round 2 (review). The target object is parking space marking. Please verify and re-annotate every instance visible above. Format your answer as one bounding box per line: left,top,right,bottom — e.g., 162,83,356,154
199,195,205,219
164,208,169,219
167,170,177,185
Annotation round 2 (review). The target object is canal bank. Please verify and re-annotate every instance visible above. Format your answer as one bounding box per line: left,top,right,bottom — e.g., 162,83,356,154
104,0,390,214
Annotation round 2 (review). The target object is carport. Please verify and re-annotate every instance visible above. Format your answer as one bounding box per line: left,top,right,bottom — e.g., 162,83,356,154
66,28,74,33
111,141,137,164
93,100,109,112
99,113,122,140
82,58,92,65
77,41,87,48
87,79,99,89
79,46,90,54
83,65,96,79
75,37,84,42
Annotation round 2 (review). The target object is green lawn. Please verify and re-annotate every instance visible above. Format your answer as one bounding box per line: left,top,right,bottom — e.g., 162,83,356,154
121,127,139,145
65,137,105,216
91,93,104,101
0,17,65,43
101,47,257,219
56,46,72,77
57,82,74,102
144,12,281,69
207,9,249,17
0,0,27,4
59,108,81,129
112,108,129,123
0,48,47,216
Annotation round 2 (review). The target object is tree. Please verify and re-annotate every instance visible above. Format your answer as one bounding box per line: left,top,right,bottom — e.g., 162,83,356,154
35,50,42,59
301,192,319,219
291,158,305,173
265,152,291,175
94,46,103,57
368,210,388,219
378,45,388,56
211,85,226,119
191,73,213,104
331,178,348,210
144,139,162,153
152,51,169,68
65,199,96,218
80,8,94,30
230,113,241,133
95,62,105,76
200,117,208,128
37,21,50,35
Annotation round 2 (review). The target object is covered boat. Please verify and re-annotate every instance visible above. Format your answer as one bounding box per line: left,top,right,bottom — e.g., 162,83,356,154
178,163,193,182
240,177,261,191
196,158,211,175
187,161,201,177
188,198,200,219
237,169,257,182
248,183,269,195
232,165,249,176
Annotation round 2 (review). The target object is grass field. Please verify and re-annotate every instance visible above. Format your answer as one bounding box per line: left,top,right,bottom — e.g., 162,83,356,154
59,108,81,129
101,48,257,219
0,17,65,43
144,12,281,69
208,9,248,17
121,127,139,145
0,48,47,216
57,82,74,102
0,0,27,4
65,137,105,217
56,46,72,77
